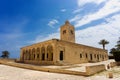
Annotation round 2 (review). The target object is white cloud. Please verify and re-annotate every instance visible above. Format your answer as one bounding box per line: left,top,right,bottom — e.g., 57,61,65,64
34,14,120,53
73,9,82,14
33,0,120,54
75,14,120,52
61,9,66,12
77,0,106,6
34,33,59,43
48,19,59,28
72,0,120,27
70,15,81,22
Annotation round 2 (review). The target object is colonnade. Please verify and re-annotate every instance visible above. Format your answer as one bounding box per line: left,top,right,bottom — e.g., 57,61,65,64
21,45,53,61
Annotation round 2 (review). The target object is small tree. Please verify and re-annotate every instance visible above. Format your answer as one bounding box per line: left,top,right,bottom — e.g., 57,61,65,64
110,37,120,62
99,39,109,49
1,51,10,58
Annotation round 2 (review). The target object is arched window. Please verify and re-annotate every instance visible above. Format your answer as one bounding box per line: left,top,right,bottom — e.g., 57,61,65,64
97,54,99,60
22,50,26,60
80,53,82,58
94,54,96,58
90,54,92,60
71,30,73,34
86,53,87,58
41,47,45,61
63,30,66,34
26,50,29,60
47,45,53,61
32,48,35,60
36,48,40,60
29,49,31,60
60,51,63,60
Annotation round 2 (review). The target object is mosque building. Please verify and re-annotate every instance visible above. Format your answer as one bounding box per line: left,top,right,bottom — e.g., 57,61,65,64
20,21,108,65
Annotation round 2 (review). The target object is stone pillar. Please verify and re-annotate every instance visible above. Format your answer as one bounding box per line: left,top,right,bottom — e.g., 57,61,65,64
39,52,41,61
45,47,47,61
20,49,23,61
35,53,37,61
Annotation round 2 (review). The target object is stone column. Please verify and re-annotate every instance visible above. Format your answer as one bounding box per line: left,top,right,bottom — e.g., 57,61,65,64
45,47,47,61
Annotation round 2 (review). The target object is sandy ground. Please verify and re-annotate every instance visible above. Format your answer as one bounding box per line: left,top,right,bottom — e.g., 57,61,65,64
0,64,120,80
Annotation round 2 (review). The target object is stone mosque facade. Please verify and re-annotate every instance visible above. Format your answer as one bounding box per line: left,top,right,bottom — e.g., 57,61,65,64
20,21,108,65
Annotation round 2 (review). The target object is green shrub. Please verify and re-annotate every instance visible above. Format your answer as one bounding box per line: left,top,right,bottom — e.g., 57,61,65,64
113,51,120,62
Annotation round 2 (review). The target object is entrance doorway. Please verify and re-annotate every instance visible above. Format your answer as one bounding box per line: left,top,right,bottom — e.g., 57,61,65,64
60,51,63,60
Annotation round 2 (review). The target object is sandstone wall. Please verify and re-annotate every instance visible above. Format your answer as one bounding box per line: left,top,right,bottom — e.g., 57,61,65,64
55,40,108,64
86,64,105,75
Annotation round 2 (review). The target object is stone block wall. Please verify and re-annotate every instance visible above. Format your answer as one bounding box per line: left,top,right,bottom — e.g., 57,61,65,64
86,64,105,75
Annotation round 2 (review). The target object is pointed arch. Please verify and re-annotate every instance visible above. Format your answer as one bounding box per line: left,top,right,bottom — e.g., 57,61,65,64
26,50,29,60
47,45,53,61
22,50,26,60
29,49,31,60
32,48,35,60
36,47,40,60
41,46,45,60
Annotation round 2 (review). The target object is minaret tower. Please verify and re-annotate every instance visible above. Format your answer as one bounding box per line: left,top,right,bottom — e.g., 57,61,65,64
60,20,75,43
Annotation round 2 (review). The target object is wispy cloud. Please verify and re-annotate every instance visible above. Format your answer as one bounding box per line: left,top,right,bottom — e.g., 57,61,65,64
48,19,59,28
77,0,106,7
75,14,120,51
70,15,81,22
34,13,120,53
73,9,82,14
34,32,59,43
71,0,120,28
60,9,66,12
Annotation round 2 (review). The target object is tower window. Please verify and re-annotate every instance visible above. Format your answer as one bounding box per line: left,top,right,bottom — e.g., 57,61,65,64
63,30,66,34
71,30,73,34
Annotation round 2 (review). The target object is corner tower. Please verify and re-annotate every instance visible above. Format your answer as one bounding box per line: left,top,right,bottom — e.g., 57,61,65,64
60,21,75,43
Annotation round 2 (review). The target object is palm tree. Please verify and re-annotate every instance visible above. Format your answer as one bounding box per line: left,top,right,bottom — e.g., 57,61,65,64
98,39,109,49
116,37,120,50
1,51,10,58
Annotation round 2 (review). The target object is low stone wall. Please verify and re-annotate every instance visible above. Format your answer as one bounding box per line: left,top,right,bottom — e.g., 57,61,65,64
0,59,106,76
24,60,54,65
86,64,105,75
110,62,120,67
110,62,116,67
0,61,88,76
0,58,15,62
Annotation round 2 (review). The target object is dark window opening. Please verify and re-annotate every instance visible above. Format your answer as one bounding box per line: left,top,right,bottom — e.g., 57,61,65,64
86,53,87,58
97,55,99,60
34,54,35,59
37,54,39,58
71,30,73,34
47,53,48,58
60,51,63,60
63,30,66,34
90,54,92,60
80,54,82,58
94,54,96,58
42,53,45,60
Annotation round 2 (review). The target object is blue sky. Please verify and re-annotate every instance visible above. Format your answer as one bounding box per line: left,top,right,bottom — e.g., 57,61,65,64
0,0,120,58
